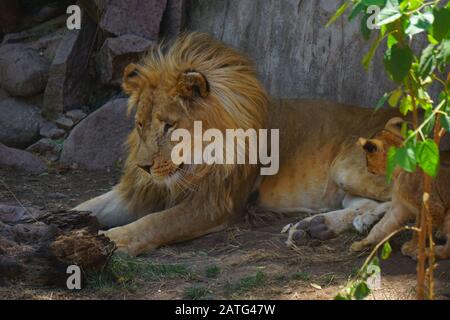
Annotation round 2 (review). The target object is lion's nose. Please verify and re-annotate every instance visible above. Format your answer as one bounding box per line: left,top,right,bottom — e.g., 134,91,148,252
137,164,152,173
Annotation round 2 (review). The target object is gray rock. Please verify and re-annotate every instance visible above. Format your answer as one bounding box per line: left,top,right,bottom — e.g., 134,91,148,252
0,43,50,97
60,98,134,170
0,98,42,148
0,142,46,174
54,116,74,130
160,0,186,39
26,138,61,162
96,35,155,86
1,16,67,62
42,15,96,119
65,109,87,124
99,0,166,40
39,121,65,139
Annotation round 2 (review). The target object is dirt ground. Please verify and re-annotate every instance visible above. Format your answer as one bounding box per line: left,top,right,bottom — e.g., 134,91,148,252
0,168,449,300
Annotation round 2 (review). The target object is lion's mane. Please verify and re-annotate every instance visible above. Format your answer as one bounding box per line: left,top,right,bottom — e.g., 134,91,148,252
117,32,269,218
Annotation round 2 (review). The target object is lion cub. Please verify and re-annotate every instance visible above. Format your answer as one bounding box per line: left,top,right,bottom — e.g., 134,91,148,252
351,117,450,260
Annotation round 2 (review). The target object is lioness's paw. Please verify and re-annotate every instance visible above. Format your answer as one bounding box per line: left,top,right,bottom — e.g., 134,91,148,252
401,241,418,260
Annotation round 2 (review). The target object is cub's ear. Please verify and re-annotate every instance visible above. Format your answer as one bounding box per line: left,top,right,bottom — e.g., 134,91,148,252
384,117,412,137
358,138,379,154
122,63,142,95
175,70,209,99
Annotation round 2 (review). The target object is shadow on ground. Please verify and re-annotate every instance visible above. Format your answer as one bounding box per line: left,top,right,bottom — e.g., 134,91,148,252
0,168,449,300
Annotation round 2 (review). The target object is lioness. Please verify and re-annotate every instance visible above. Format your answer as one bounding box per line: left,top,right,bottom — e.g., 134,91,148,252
75,32,397,256
351,118,450,259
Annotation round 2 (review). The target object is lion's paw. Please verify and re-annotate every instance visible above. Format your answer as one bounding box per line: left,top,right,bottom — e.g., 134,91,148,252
284,215,336,247
100,227,136,256
350,239,371,252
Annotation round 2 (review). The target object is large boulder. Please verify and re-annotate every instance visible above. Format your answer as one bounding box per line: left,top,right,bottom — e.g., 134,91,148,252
96,34,155,86
26,138,62,162
0,98,42,148
60,98,134,170
2,15,67,62
0,142,46,174
98,0,166,40
42,15,96,118
0,43,49,97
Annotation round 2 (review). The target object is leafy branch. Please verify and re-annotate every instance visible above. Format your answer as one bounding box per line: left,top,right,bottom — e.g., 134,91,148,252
328,0,450,300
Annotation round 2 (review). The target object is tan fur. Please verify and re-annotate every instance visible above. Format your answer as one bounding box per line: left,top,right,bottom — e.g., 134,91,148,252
75,32,400,255
351,118,450,260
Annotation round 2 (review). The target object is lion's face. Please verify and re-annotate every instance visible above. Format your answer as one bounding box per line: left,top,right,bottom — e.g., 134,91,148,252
120,33,268,195
122,63,212,186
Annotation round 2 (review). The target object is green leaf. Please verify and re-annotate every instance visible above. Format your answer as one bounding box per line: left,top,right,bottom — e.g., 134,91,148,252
386,146,397,182
437,39,450,65
363,33,383,69
441,109,450,132
422,108,435,136
417,140,440,177
371,256,380,267
387,34,398,48
361,13,373,40
354,282,371,300
362,0,386,5
407,0,424,11
375,92,389,110
418,44,436,79
349,1,366,21
432,7,450,41
384,44,413,83
388,88,402,107
381,241,392,260
405,11,434,36
399,95,413,115
326,2,350,27
334,293,350,300
396,145,417,173
377,0,401,26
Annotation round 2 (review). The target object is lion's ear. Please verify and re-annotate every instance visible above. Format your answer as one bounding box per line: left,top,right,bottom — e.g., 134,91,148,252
122,63,142,95
175,70,209,99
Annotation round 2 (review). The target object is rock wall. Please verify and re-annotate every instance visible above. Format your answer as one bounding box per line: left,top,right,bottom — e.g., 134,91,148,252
186,0,393,108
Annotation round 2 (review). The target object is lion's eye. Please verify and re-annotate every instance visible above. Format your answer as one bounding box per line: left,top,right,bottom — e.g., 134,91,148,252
136,121,143,129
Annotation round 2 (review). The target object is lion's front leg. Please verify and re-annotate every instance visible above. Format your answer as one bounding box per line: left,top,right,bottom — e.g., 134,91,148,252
101,202,228,256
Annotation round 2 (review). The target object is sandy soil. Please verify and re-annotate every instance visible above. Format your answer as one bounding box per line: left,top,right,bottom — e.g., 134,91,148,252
0,168,449,300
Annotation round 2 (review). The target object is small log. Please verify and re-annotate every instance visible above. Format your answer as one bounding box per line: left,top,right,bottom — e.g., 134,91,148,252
0,206,115,286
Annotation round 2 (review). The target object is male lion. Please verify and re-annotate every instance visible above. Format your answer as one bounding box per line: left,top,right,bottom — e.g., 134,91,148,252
75,32,397,256
351,118,450,260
